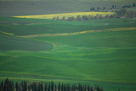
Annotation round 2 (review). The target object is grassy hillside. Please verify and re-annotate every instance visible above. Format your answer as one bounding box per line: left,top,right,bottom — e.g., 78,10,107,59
0,34,53,51
0,17,136,91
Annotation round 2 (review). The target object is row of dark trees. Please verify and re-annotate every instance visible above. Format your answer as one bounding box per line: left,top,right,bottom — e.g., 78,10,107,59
53,9,136,21
90,3,136,11
90,5,117,11
90,7,106,11
0,78,14,91
115,8,136,18
53,14,116,21
122,3,136,8
0,78,105,91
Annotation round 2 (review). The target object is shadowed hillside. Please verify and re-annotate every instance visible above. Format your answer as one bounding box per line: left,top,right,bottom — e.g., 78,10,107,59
0,34,53,51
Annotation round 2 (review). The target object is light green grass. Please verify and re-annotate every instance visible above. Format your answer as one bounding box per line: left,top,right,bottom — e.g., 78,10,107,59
0,17,136,91
0,17,136,36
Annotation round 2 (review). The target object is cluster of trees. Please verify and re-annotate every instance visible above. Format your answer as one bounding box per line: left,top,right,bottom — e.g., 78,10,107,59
53,8,136,21
115,8,136,18
0,78,14,91
90,7,106,11
122,3,136,8
0,78,105,91
90,5,116,11
53,14,115,21
53,2,136,21
90,3,136,11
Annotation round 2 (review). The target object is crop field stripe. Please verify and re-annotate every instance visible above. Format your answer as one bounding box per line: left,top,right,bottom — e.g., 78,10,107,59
107,27,136,31
19,27,136,38
12,12,115,19
0,31,14,36
19,30,95,38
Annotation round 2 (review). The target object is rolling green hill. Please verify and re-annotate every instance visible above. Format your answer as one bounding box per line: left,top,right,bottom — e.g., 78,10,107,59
0,17,136,91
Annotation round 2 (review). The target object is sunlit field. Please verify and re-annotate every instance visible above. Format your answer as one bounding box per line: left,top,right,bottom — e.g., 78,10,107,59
0,17,136,91
12,12,115,19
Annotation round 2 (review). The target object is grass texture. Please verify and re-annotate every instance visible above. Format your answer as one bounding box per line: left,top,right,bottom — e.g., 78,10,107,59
0,17,136,91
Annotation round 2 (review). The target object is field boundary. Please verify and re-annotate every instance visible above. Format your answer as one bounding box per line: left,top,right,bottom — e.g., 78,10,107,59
1,71,136,85
19,27,136,38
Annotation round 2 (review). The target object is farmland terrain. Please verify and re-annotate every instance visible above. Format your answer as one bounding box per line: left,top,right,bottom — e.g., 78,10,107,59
0,1,136,90
0,16,136,91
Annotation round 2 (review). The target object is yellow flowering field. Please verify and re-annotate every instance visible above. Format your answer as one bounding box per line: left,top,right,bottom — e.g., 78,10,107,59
107,27,136,31
12,12,115,19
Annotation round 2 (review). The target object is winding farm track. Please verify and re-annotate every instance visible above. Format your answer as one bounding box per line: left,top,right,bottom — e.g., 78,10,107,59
19,27,136,38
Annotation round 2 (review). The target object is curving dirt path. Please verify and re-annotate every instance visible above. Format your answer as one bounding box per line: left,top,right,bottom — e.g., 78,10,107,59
19,27,136,38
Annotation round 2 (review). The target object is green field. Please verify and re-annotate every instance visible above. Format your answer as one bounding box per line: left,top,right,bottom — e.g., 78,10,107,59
0,17,136,91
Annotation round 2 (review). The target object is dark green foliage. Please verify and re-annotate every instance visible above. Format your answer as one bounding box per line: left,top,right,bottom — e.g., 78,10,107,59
84,85,86,91
64,84,66,91
55,85,57,91
38,83,41,91
48,82,50,91
67,16,75,21
0,81,4,91
111,5,116,9
44,84,47,91
82,15,88,21
3,78,105,91
15,82,19,91
97,86,101,91
58,82,60,91
133,3,136,7
101,87,104,91
62,16,66,21
115,8,127,16
57,17,59,20
122,3,136,8
90,7,95,11
61,82,64,91
22,81,27,91
51,81,54,91
103,7,106,10
76,15,82,21
28,85,31,91
0,78,14,91
37,82,43,91
97,7,100,11
41,82,43,91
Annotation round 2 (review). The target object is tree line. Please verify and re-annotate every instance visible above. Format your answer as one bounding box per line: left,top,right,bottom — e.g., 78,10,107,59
53,9,136,21
0,78,105,91
122,3,136,9
90,3,136,11
52,2,136,21
90,5,117,11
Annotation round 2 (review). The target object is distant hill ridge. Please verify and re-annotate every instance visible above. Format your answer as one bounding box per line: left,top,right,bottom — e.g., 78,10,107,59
0,0,135,16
